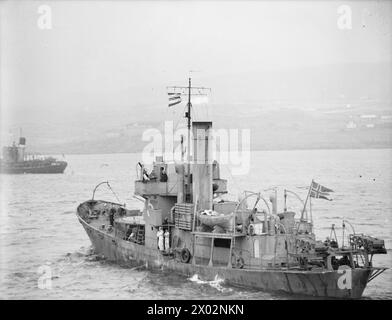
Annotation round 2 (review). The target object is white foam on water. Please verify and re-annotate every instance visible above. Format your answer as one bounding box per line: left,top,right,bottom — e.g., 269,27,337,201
188,274,232,293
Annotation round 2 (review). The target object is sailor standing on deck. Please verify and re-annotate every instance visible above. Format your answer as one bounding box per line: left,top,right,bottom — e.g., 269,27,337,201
164,229,170,252
157,227,164,251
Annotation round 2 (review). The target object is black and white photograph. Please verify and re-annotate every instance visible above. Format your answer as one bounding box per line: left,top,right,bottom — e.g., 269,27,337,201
0,0,391,304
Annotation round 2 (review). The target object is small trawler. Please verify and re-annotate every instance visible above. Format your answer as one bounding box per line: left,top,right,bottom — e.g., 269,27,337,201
0,136,67,174
77,79,387,299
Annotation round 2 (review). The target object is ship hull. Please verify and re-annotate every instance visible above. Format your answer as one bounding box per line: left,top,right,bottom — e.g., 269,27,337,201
78,216,372,299
0,161,67,174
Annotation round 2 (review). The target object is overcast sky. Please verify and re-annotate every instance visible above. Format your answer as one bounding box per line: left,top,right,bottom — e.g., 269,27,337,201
1,0,391,140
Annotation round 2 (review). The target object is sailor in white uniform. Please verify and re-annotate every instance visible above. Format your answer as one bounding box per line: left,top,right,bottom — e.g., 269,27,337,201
157,227,164,251
164,229,170,252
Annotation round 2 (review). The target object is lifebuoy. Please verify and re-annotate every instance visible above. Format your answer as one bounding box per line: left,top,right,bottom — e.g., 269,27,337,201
180,248,191,263
231,253,245,269
236,257,245,269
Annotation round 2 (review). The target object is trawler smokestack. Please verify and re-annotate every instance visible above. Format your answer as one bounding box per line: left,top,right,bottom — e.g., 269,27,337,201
269,193,277,216
192,121,213,210
175,163,185,203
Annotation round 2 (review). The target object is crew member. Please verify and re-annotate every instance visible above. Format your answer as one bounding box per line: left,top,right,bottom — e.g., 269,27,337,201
160,167,168,182
142,168,150,181
157,227,164,251
164,229,170,252
109,208,115,226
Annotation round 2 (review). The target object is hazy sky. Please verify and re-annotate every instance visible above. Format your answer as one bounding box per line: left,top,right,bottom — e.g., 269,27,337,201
1,0,391,137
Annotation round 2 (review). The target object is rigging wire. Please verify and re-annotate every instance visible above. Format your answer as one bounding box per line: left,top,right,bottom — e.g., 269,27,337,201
107,182,122,204
173,103,187,132
222,163,243,198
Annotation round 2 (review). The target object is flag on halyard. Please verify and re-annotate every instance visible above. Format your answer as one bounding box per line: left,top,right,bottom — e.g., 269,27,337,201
168,92,182,107
309,180,333,201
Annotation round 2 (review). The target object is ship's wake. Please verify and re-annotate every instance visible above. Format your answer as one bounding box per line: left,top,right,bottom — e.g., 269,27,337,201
188,274,232,293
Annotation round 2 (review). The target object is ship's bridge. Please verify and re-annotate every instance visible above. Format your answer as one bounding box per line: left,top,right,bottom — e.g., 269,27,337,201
134,157,227,198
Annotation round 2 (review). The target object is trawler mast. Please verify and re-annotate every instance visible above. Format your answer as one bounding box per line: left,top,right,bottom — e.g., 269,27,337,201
167,77,211,202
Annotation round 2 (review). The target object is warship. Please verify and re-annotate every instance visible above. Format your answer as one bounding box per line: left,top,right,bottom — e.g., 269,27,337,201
0,137,67,174
77,78,387,299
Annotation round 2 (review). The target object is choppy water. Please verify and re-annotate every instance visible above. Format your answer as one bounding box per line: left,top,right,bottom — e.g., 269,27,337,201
0,149,391,299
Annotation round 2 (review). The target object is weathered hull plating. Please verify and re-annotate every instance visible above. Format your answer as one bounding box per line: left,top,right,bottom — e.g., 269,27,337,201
78,216,372,299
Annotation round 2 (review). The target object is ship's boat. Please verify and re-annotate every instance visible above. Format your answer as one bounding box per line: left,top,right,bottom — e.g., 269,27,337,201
197,210,234,231
0,137,67,174
76,78,387,299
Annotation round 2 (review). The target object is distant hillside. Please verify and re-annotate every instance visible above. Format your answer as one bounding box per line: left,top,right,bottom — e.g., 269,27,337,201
2,62,391,154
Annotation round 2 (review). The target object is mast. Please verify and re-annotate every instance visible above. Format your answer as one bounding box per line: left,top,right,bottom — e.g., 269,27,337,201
167,78,211,203
186,77,192,201
301,179,313,221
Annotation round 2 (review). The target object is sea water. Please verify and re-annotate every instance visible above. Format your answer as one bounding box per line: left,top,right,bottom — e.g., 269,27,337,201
0,149,391,299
